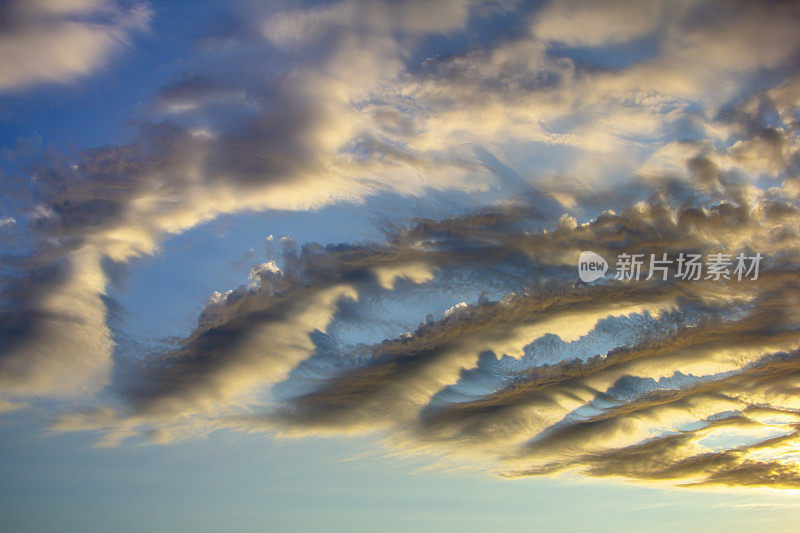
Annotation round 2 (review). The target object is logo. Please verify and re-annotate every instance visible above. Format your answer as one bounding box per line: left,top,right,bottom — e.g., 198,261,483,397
578,251,608,282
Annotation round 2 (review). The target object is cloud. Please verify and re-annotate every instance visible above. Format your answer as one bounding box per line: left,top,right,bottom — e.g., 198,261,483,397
531,0,669,46
0,0,494,398
0,399,27,413
2,0,800,490
262,0,474,48
49,169,800,487
0,0,151,92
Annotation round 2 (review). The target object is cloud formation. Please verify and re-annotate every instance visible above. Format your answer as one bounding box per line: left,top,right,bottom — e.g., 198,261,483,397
2,0,800,489
52,166,800,486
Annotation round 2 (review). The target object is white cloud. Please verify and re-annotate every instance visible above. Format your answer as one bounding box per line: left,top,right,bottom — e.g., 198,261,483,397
0,0,151,92
531,0,671,46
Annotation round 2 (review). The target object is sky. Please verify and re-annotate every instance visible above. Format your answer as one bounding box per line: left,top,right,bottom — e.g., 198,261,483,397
1,0,800,531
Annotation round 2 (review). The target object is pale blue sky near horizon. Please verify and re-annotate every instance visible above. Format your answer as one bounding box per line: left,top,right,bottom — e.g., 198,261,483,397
2,411,799,532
